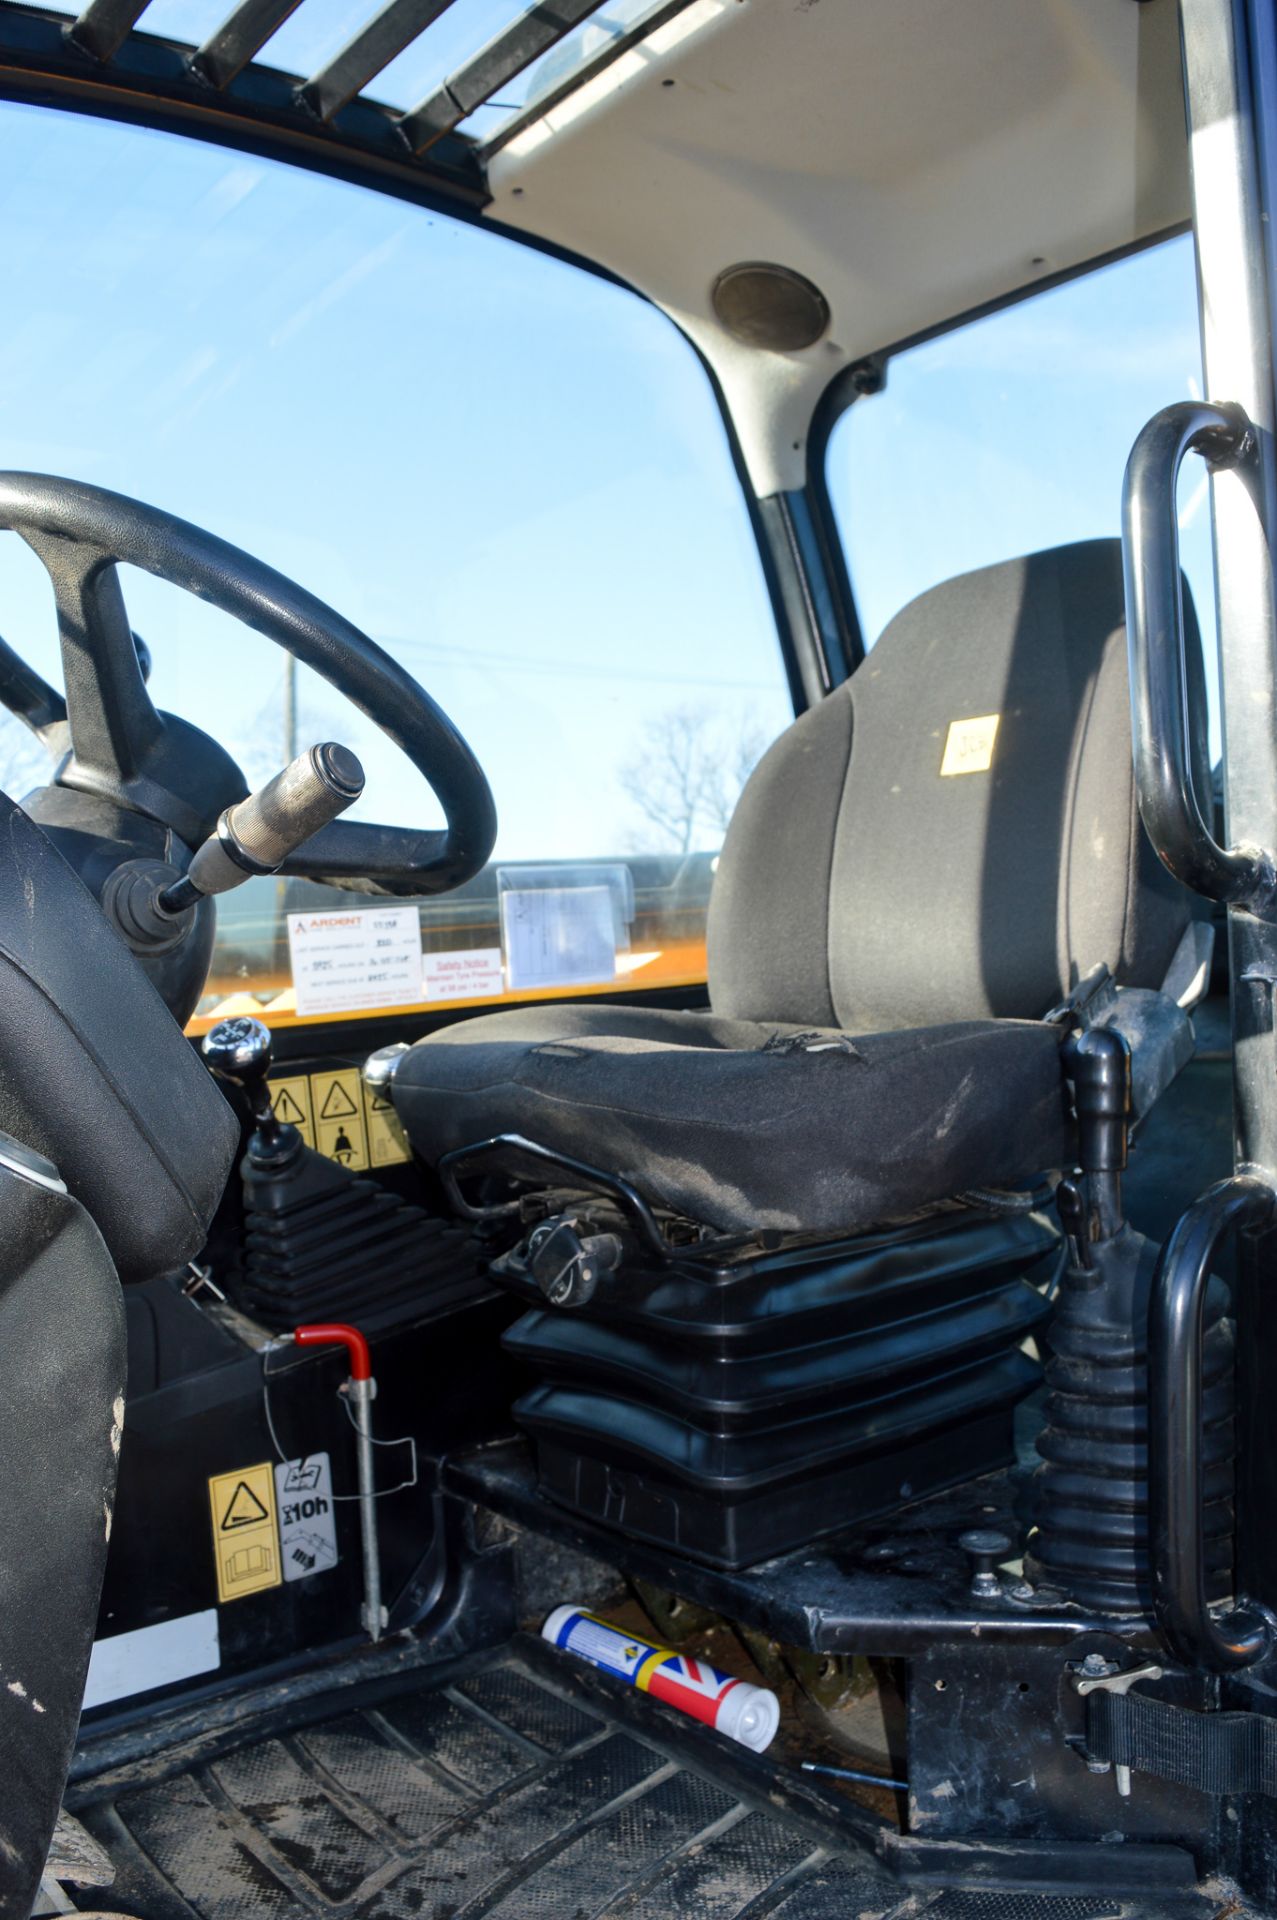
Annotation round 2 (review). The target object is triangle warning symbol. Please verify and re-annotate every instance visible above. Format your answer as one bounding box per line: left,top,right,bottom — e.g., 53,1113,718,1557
221,1480,270,1530
272,1088,306,1125
320,1080,359,1120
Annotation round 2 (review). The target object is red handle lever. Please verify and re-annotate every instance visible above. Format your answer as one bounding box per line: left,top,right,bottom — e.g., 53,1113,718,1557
293,1321,372,1381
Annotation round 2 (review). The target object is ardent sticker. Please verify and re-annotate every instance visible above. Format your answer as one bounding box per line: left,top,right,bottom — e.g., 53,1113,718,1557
940,713,1000,776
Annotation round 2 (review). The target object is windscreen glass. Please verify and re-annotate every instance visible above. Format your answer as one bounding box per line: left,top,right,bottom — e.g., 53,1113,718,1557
0,102,791,1033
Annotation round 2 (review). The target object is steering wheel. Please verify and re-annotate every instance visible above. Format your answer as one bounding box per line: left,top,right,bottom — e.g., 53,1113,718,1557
0,473,496,896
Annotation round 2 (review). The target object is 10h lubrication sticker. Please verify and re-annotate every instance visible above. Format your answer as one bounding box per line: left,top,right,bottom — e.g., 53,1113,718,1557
275,1453,339,1583
268,1068,411,1170
208,1462,282,1604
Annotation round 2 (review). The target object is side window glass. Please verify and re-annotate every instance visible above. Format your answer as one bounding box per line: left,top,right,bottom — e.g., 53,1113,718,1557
0,105,793,1032
825,235,1221,759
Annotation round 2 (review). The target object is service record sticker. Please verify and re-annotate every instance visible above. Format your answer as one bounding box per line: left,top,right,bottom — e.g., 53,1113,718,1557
275,1453,339,1583
208,1462,281,1603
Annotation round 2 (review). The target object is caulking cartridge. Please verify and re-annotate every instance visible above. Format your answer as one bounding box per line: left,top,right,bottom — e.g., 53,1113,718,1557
542,1605,780,1752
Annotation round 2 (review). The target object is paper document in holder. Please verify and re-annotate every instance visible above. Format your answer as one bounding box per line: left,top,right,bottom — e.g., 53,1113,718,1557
501,885,617,991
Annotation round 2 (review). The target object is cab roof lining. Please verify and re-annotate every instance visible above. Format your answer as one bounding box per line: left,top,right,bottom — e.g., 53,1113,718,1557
488,0,1194,494
0,0,1193,497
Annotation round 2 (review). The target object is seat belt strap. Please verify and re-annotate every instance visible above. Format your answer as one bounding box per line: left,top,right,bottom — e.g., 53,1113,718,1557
1086,1688,1277,1796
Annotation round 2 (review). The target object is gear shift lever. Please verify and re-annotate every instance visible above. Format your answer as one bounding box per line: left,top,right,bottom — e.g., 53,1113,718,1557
202,1016,300,1168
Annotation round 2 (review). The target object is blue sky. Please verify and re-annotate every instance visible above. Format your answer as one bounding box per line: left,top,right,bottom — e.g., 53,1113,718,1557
0,87,1215,881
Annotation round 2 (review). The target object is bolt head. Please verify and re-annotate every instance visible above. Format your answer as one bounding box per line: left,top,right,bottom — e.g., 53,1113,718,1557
959,1528,1012,1558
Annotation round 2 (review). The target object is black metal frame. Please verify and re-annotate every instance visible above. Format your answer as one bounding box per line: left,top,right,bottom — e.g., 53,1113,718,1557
1122,398,1276,914
1148,1174,1276,1671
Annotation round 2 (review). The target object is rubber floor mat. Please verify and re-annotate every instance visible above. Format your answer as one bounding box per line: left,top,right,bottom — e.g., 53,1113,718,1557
71,1651,1235,1920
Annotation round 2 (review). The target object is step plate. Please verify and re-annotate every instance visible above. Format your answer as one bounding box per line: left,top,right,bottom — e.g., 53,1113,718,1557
72,1651,1229,1920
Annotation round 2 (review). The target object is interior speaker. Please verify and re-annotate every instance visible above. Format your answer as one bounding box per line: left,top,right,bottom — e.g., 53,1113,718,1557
711,262,830,350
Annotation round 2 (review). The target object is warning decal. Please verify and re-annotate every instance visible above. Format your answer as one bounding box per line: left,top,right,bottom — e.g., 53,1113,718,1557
267,1067,410,1171
208,1462,281,1604
221,1480,270,1527
366,1083,411,1168
312,1068,367,1169
268,1075,314,1150
319,1078,359,1120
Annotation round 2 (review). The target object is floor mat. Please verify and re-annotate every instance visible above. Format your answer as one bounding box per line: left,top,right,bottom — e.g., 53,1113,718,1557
72,1650,1231,1920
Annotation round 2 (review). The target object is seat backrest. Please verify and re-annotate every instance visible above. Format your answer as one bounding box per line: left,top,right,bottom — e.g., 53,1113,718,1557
708,540,1204,1033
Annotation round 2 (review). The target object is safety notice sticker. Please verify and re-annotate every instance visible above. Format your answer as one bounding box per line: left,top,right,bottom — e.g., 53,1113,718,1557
208,1461,281,1603
287,904,423,1018
275,1453,339,1583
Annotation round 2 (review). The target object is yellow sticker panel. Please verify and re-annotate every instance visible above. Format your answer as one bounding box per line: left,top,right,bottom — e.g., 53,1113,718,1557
365,1083,411,1167
310,1067,368,1171
940,713,1000,777
209,1461,281,1603
268,1074,314,1149
270,1068,409,1170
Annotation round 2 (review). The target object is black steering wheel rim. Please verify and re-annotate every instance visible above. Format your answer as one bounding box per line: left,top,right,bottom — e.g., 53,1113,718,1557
0,472,497,896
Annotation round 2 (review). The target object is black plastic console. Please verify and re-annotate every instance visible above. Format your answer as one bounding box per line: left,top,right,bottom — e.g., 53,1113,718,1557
493,1207,1062,1568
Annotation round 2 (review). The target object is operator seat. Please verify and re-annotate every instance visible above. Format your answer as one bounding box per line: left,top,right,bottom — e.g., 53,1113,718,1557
392,541,1204,1232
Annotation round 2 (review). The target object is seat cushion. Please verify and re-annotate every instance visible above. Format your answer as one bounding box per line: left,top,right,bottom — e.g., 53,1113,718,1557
393,1004,1070,1235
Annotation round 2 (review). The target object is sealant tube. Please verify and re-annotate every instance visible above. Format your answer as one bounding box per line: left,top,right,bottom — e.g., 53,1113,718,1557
542,1605,780,1752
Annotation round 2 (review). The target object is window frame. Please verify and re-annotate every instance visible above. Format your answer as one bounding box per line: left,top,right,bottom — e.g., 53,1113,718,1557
804,221,1194,671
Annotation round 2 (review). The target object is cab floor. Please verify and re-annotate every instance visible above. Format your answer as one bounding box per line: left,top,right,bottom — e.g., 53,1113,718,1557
72,1647,1222,1920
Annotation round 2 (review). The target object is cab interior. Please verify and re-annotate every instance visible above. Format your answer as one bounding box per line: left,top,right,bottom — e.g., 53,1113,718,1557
1,0,1276,1915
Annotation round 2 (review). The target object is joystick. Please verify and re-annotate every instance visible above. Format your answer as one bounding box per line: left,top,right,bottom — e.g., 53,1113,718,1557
202,1016,300,1168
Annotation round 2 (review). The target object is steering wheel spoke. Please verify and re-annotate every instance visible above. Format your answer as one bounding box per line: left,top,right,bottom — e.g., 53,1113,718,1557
21,533,163,790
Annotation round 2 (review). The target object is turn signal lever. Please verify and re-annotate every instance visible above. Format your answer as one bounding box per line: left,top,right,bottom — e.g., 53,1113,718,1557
106,743,364,949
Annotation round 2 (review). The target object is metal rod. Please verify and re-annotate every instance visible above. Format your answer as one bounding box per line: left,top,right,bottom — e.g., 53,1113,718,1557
1122,398,1275,915
300,0,456,123
349,1376,384,1642
397,0,603,154
65,0,151,63
1147,1175,1275,1670
800,1761,907,1792
192,0,304,89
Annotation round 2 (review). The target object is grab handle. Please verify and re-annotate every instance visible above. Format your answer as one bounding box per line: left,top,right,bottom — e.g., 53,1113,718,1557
1122,400,1277,915
1148,1175,1276,1670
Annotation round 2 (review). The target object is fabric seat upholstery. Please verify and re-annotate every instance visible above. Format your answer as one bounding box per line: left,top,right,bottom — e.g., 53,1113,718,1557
393,541,1202,1235
392,1003,1067,1234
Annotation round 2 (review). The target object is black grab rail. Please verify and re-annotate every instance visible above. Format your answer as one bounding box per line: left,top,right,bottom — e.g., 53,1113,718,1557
1122,399,1277,917
1149,1175,1277,1670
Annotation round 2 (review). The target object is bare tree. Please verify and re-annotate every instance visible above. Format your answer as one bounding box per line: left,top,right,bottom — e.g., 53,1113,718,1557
620,706,767,854
703,720,769,836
